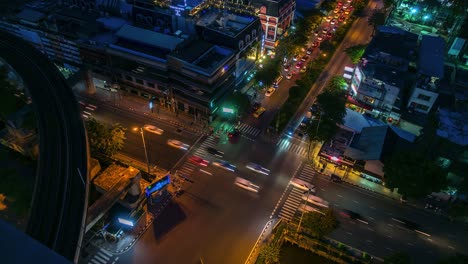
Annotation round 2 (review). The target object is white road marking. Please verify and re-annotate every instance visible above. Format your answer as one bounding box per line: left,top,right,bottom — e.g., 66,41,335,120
367,227,375,231
370,206,376,210
385,247,393,251
333,204,340,207
448,246,455,250
320,188,326,191
387,224,394,227
367,217,374,220
386,235,393,239
415,230,432,237
407,243,414,246
366,240,373,243
346,232,352,235
353,200,359,204
357,219,369,225
337,194,343,198
199,169,212,175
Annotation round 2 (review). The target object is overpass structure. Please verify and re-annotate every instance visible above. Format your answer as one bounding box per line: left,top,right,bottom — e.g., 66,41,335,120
0,32,89,263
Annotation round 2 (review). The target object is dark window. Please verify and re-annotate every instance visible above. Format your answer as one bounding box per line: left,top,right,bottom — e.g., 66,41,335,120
417,94,431,101
125,75,133,81
415,104,429,111
136,79,144,85
147,82,155,88
131,89,138,95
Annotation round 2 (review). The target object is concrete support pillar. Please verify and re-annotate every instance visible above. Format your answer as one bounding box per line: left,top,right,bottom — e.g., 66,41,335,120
83,69,96,95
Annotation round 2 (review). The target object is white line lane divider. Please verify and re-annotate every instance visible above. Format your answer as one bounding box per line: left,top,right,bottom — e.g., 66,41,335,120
415,230,432,237
357,219,369,225
199,169,212,175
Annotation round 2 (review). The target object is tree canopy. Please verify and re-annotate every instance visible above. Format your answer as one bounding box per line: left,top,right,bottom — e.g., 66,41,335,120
383,151,448,199
85,118,126,157
258,244,280,264
437,254,468,264
301,209,338,237
368,9,387,35
344,44,367,64
384,252,413,264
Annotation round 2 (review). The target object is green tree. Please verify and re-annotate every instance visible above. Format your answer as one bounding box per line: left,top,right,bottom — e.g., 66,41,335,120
223,91,250,116
255,58,281,87
0,67,25,120
383,151,448,199
384,252,413,264
344,44,367,64
353,0,368,16
383,0,395,9
368,9,387,35
320,0,335,12
438,254,468,264
301,209,338,237
85,118,126,156
316,87,347,125
258,244,280,264
447,203,468,219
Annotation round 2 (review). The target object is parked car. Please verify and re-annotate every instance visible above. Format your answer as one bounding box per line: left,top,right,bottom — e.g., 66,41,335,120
265,87,275,97
253,107,266,118
330,174,342,183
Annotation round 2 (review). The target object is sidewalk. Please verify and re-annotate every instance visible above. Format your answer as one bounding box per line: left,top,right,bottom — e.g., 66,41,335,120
73,82,208,135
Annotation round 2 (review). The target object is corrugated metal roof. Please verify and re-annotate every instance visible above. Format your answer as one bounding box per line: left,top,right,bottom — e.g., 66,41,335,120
115,25,184,51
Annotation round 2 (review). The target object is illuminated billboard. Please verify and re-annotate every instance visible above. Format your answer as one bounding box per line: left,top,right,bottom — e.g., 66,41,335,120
145,175,171,197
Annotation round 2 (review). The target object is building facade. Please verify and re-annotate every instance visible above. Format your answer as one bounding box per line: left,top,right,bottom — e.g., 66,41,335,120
252,0,295,51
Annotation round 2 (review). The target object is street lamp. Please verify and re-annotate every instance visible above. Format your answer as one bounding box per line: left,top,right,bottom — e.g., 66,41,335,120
133,127,151,174
297,189,313,233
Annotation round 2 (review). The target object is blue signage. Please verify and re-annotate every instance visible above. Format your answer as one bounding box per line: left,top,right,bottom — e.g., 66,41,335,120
145,175,171,197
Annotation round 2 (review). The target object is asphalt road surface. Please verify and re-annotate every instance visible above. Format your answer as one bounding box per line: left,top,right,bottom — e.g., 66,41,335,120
87,103,201,171
117,134,304,264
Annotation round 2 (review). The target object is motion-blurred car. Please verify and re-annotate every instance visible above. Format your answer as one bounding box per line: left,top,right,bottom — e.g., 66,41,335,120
213,160,236,172
206,147,224,157
228,129,241,138
246,162,270,175
235,177,260,193
188,156,209,166
340,209,362,219
167,139,189,150
302,194,329,208
391,217,419,230
143,124,164,135
290,178,316,192
285,73,293,80
265,87,275,97
253,107,266,118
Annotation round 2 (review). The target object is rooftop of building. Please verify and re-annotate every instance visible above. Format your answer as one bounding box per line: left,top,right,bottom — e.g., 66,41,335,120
361,62,407,89
116,24,184,51
170,40,234,76
363,26,418,68
342,108,386,133
197,10,255,37
345,126,393,161
93,164,141,191
437,108,468,146
418,35,445,78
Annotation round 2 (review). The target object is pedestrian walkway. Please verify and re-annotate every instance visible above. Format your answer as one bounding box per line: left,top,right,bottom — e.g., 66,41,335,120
276,164,316,221
276,138,309,157
278,188,303,221
86,249,115,264
177,162,197,178
73,82,207,135
235,123,261,137
192,136,217,159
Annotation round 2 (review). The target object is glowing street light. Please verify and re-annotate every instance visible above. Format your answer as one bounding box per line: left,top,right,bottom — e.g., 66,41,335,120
133,127,151,174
